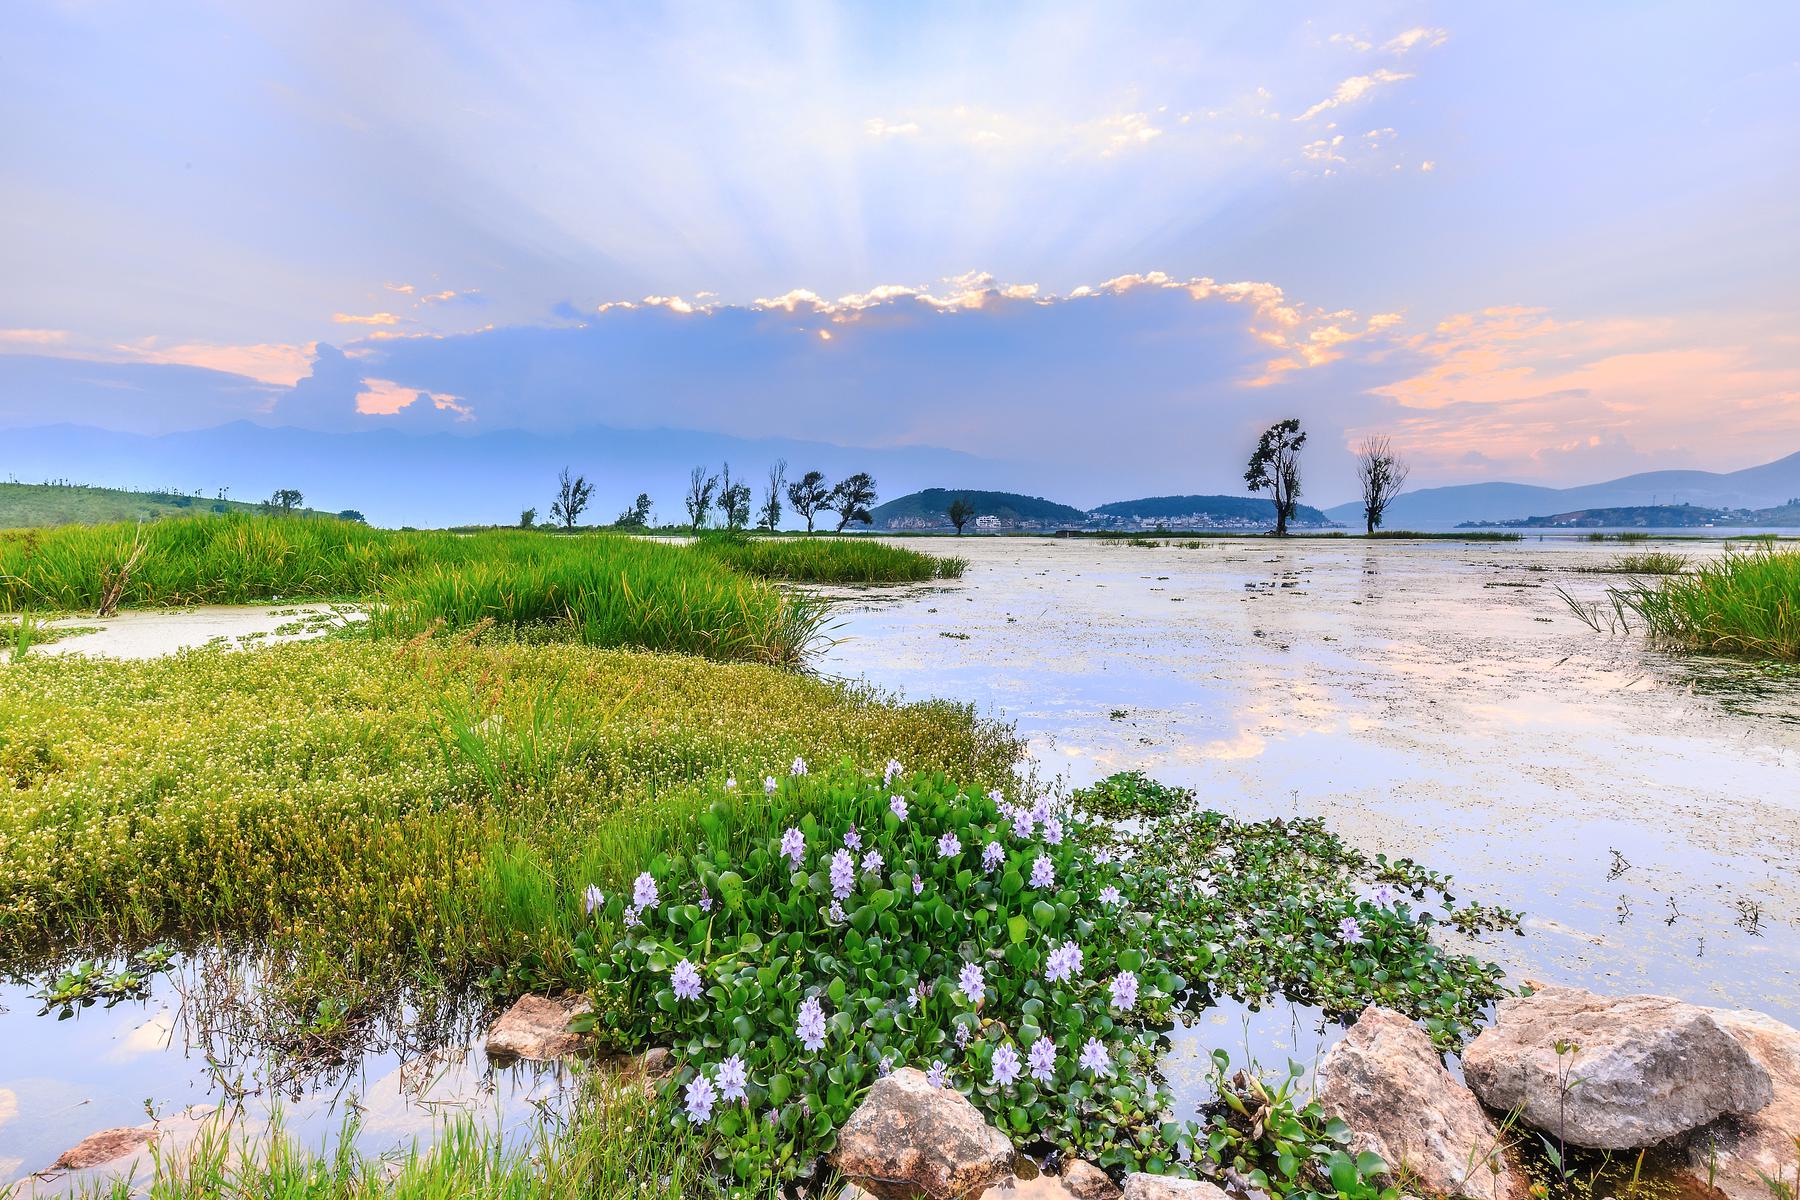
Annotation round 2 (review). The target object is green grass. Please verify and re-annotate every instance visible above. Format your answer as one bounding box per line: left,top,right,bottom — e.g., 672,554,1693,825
691,533,965,583
0,517,827,666
1582,550,1690,575
1609,547,1800,659
0,637,1018,1018
1364,530,1522,541
0,480,347,527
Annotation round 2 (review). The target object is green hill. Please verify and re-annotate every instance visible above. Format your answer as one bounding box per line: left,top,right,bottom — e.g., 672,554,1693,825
1092,494,1335,527
869,488,1089,530
0,482,357,528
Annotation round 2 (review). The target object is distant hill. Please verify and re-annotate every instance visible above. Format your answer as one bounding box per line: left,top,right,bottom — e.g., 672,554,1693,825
870,488,1088,530
1092,494,1335,528
1465,502,1800,529
0,481,353,528
1324,451,1800,529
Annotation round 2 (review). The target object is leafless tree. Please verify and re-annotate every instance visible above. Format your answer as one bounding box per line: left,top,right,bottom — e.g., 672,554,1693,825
1355,435,1411,534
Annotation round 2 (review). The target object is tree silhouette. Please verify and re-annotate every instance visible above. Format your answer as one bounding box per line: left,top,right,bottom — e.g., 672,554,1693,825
1355,435,1411,534
758,459,787,531
549,467,593,529
947,496,975,535
1244,419,1306,535
828,472,878,532
786,470,830,533
685,465,720,532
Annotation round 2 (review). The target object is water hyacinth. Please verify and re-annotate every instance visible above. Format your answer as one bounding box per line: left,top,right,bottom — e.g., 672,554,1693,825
884,758,904,785
725,776,737,791
981,841,1004,872
889,794,909,822
764,776,778,795
633,872,658,910
1371,884,1397,908
684,1072,716,1124
829,849,855,900
1043,816,1064,845
1008,805,1035,840
715,1054,748,1103
1029,854,1055,889
1095,847,1114,865
796,995,827,1052
1110,970,1139,1011
878,1054,894,1077
1028,1037,1056,1083
1031,795,1054,823
926,1060,948,1088
671,958,703,1002
828,900,845,922
990,1042,1021,1088
937,831,961,858
912,875,924,895
957,960,984,1005
780,827,806,870
955,1022,972,1047
1338,915,1366,944
843,826,862,850
860,849,884,876
790,756,808,776
1099,885,1122,907
583,884,604,915
697,889,712,913
1079,1037,1113,1077
624,906,643,928
1044,940,1082,983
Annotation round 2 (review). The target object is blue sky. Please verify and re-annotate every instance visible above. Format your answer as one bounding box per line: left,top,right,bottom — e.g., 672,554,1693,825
3,1,1797,501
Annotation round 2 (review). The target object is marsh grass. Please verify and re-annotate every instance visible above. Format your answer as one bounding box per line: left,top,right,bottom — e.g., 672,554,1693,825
692,534,965,583
0,637,1018,1018
1365,530,1522,541
1582,551,1690,575
1,517,827,665
1609,547,1800,659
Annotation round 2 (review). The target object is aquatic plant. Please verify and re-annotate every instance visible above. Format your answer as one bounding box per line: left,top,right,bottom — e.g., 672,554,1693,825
692,534,965,583
1610,547,1800,660
1581,551,1689,575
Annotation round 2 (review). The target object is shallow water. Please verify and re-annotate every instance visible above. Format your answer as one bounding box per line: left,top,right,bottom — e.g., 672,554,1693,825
820,536,1800,1021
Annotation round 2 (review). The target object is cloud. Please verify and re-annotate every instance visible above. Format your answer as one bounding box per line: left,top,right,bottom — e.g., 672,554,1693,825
863,117,920,139
0,328,70,346
332,311,404,326
110,338,314,387
1384,28,1448,54
1295,69,1415,121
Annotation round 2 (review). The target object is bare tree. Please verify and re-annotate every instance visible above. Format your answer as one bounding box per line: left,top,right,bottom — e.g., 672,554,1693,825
947,496,975,535
1355,435,1411,534
549,467,593,529
758,459,787,531
684,465,719,532
786,470,830,533
719,462,752,533
1244,419,1306,535
827,472,878,532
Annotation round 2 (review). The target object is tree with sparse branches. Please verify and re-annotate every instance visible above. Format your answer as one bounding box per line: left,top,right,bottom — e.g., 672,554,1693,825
268,488,304,515
758,459,787,531
1244,419,1306,535
786,470,830,534
685,465,720,532
1355,434,1411,534
827,472,878,532
719,462,753,533
615,493,653,528
947,496,975,535
550,467,593,530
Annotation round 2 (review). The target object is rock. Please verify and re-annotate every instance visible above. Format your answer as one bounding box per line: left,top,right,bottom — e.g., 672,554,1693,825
1318,1006,1527,1200
834,1067,1015,1199
1119,1175,1229,1200
1060,1159,1124,1200
52,1127,154,1171
1463,986,1773,1150
1683,1009,1800,1200
483,993,592,1062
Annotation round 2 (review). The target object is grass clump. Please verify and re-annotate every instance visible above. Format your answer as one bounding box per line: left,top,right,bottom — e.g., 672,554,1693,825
1365,530,1522,541
1610,547,1800,659
1582,551,1689,575
0,637,1019,1019
692,534,965,583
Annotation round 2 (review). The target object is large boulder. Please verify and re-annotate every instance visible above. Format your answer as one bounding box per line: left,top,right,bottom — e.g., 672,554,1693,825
483,993,592,1062
1462,986,1773,1149
51,1127,154,1171
1060,1159,1124,1200
1318,1006,1527,1200
834,1067,1015,1199
1683,1009,1800,1200
1119,1176,1229,1200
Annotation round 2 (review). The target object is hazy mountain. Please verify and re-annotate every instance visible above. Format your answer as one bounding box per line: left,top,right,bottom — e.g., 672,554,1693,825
870,489,1089,530
1093,494,1335,526
1323,451,1800,528
1,422,1006,529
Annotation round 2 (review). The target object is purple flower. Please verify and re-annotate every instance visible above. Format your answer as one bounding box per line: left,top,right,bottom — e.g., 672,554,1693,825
1099,885,1122,907
990,1042,1021,1088
829,849,855,900
1094,847,1114,865
1008,805,1036,840
1371,884,1397,908
1044,940,1082,983
684,1072,716,1123
780,827,806,870
1028,1038,1056,1083
926,1060,948,1088
828,900,845,922
912,875,924,896
843,826,862,851
632,872,658,910
987,788,1005,804
1338,916,1365,944
1110,970,1139,1011
697,889,713,913
889,794,909,821
955,1022,972,1047
878,1054,894,1077
981,841,1005,872
1079,1038,1113,1077
790,756,808,776
796,996,827,1052
623,905,643,928
763,776,778,795
884,758,904,785
725,776,737,791
583,884,604,915
958,960,984,1005
1030,854,1055,890
671,958,703,1002
937,831,962,859
715,1054,748,1102
1043,816,1064,846
861,849,884,876
1031,795,1054,823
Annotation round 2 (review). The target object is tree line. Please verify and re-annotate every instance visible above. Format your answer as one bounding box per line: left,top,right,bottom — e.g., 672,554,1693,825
520,463,879,534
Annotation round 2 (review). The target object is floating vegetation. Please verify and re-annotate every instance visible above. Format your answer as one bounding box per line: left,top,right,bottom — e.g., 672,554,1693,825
34,942,178,1017
693,534,965,583
1074,770,1193,819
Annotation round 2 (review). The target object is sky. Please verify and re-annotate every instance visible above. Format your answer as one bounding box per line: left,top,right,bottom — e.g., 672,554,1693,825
3,0,1799,506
